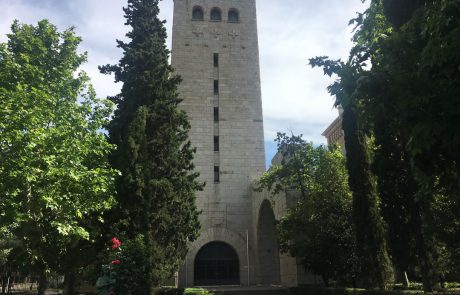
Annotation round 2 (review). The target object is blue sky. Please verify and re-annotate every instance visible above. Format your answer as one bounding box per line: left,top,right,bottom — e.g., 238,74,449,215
0,0,368,168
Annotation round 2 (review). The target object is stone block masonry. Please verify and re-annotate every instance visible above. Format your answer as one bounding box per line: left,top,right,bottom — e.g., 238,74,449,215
172,0,286,287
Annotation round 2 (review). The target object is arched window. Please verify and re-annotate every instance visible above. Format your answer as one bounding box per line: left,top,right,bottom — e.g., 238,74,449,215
192,6,204,20
228,9,239,22
210,8,222,21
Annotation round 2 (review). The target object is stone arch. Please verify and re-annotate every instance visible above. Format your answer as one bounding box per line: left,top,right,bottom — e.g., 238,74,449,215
257,199,281,284
194,241,240,286
183,227,249,286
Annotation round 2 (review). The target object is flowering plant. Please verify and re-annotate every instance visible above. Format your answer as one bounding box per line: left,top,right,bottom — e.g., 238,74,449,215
96,237,123,295
111,237,122,249
97,235,151,295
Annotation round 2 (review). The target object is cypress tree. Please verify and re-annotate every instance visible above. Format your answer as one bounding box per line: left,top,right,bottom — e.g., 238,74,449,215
309,58,393,289
373,121,418,284
100,0,202,291
341,102,393,290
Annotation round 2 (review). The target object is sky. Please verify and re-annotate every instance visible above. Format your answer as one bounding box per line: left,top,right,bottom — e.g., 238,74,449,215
0,0,368,167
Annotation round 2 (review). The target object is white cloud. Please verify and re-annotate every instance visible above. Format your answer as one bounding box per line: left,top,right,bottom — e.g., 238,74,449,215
257,0,367,144
0,0,368,152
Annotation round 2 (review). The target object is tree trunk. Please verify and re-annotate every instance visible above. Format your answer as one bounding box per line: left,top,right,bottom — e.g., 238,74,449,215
403,271,410,287
322,274,330,287
341,103,393,289
145,230,154,295
37,271,47,295
411,199,439,292
6,274,11,294
1,273,6,294
2,271,12,295
64,271,76,295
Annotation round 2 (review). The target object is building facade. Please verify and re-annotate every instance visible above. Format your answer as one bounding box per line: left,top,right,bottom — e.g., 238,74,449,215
322,108,345,154
171,0,275,287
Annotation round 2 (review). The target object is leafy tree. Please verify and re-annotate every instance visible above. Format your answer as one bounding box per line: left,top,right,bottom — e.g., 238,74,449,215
311,0,460,291
258,133,358,286
0,20,116,295
350,0,459,291
99,0,202,292
378,3,460,275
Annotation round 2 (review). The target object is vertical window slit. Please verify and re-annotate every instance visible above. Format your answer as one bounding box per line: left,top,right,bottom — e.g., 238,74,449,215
214,166,220,183
214,107,219,122
214,136,219,152
214,80,219,95
214,53,219,67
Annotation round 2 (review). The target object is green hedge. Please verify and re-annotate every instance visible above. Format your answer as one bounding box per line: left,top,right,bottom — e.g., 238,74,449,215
446,283,460,289
289,286,458,295
155,285,460,295
154,287,215,295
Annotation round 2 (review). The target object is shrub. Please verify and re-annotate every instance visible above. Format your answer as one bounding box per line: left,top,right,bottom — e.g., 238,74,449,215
96,235,151,295
288,286,457,295
155,287,215,295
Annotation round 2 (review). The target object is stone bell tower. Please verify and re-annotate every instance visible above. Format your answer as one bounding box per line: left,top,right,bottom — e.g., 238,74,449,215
171,0,269,287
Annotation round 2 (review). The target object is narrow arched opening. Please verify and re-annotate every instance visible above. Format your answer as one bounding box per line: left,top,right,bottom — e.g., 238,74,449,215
210,8,222,21
192,6,204,20
228,9,239,22
194,241,240,286
257,200,281,284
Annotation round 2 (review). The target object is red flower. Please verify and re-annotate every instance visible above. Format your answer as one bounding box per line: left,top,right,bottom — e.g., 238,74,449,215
110,237,122,249
111,260,121,265
108,291,115,295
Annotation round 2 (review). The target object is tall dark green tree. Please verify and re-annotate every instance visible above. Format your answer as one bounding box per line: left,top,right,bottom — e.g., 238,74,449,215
311,0,460,291
372,121,418,284
349,0,460,290
347,1,431,287
379,1,460,263
309,56,393,289
100,0,202,292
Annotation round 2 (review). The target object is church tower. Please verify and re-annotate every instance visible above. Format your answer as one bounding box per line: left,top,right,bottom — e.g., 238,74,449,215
171,0,267,287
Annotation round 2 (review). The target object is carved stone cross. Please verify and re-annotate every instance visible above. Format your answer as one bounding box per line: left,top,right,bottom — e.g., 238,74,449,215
228,29,239,39
211,28,222,39
192,27,204,38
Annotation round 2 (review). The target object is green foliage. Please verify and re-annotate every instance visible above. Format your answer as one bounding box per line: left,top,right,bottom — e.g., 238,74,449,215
288,286,457,295
310,0,460,291
155,288,215,295
310,55,393,289
310,46,394,291
257,133,316,199
100,0,203,290
0,19,116,291
350,0,460,290
109,235,151,295
184,289,214,295
0,226,16,267
258,133,358,286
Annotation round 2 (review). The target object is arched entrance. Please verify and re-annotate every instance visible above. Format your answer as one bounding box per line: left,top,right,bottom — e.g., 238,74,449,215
194,241,240,286
257,200,281,284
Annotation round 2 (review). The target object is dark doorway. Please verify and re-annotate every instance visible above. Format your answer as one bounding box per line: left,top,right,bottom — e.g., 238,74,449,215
194,242,240,286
